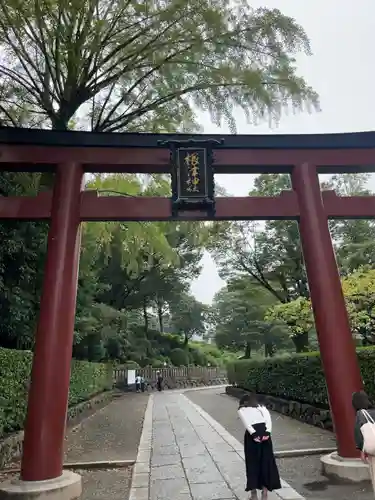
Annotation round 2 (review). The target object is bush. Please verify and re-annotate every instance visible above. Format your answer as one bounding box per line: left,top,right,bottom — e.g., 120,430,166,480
188,347,207,366
0,347,112,438
170,348,189,366
69,359,113,405
117,361,140,370
227,347,375,408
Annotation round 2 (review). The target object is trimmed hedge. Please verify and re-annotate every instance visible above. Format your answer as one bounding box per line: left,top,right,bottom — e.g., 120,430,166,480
0,348,112,438
227,347,375,408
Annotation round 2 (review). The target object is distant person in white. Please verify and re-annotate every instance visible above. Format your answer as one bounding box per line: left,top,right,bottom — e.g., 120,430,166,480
135,375,141,393
238,394,281,500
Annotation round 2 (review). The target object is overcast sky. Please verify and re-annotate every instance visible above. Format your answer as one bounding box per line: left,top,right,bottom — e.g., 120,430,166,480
190,0,375,304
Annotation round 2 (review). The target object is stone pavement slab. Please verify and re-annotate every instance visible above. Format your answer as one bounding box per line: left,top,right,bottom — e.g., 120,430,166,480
130,390,305,500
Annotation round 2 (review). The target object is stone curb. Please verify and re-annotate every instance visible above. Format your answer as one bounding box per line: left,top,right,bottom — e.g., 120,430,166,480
64,459,135,470
184,394,306,500
129,394,153,500
179,384,228,393
2,459,135,474
274,447,336,459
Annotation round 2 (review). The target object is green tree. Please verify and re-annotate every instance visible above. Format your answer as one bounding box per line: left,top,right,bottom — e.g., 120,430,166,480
213,277,290,357
209,174,308,304
265,297,313,353
342,268,375,345
0,172,47,349
322,173,375,274
248,174,308,301
148,221,205,332
170,292,206,346
0,0,317,131
210,173,375,307
0,0,320,353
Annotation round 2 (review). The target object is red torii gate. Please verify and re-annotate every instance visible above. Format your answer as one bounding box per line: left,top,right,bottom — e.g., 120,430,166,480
1,127,375,491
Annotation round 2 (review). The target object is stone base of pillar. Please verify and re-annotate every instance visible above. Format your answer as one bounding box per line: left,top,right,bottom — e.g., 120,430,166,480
0,471,82,499
321,452,369,482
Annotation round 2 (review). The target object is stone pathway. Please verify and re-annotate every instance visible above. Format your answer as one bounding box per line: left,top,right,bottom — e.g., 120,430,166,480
130,391,304,500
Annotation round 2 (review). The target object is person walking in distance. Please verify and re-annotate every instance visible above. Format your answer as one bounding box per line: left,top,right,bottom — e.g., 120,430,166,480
352,391,375,492
156,371,163,392
135,374,141,393
238,394,281,500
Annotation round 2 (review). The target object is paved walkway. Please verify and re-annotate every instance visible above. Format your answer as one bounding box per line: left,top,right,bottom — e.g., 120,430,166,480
130,391,304,500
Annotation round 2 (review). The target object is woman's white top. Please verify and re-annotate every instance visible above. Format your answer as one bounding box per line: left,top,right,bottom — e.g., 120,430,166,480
238,405,272,435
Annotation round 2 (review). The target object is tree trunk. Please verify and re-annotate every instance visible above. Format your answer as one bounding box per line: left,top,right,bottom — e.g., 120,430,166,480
244,342,251,358
265,343,274,357
292,332,309,353
157,300,164,333
184,333,189,347
143,299,148,335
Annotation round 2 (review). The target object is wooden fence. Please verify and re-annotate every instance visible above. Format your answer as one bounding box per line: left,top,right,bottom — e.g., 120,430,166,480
114,366,227,386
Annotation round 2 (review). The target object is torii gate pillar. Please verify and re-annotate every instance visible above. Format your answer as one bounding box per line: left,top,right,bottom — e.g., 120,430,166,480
292,163,363,458
0,163,84,500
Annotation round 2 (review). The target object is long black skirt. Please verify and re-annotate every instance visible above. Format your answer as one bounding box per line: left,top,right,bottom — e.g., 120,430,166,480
244,429,281,492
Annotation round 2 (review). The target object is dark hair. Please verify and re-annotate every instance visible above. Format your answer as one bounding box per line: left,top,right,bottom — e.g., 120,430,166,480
239,394,258,409
352,391,372,411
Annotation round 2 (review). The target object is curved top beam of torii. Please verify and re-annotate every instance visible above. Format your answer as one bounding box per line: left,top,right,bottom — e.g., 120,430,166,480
0,127,374,174
0,126,375,149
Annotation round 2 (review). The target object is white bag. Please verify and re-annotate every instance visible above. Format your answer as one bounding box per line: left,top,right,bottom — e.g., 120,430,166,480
361,410,375,455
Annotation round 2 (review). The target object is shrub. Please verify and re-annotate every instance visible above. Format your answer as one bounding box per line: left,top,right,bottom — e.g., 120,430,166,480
0,347,112,438
151,360,164,369
227,347,375,408
189,347,207,366
69,359,113,406
0,349,31,438
170,348,189,367
117,361,140,370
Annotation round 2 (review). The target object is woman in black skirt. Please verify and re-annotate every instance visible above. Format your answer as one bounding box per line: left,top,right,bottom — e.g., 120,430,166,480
238,394,281,500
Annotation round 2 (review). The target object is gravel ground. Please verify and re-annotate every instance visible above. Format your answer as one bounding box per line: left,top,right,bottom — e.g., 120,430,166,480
65,392,148,499
65,392,149,463
80,467,133,500
0,468,134,500
186,388,374,500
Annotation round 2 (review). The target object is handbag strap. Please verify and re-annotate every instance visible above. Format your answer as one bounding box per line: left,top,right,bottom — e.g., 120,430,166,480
362,409,375,424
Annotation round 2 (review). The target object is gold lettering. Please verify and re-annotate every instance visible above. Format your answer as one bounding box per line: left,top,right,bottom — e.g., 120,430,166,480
184,152,200,192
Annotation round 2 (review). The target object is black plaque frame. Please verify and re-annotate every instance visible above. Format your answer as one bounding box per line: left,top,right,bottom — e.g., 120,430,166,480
158,138,223,217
